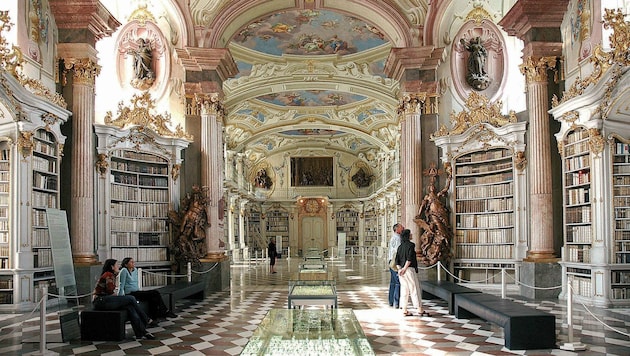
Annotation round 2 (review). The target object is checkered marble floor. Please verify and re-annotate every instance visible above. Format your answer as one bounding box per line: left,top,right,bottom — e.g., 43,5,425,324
1,256,630,355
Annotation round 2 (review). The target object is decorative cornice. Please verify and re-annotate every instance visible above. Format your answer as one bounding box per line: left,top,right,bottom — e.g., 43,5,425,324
49,0,121,41
104,92,193,140
432,92,516,138
62,57,101,86
519,56,558,84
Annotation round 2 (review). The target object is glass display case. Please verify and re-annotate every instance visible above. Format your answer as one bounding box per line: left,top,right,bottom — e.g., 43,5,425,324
241,308,375,355
288,282,337,309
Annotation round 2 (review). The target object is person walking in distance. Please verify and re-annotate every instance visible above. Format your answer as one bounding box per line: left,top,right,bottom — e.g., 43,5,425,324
388,223,403,308
268,239,278,273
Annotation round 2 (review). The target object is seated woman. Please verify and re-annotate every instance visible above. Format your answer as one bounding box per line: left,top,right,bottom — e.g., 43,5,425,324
92,259,155,340
118,257,177,324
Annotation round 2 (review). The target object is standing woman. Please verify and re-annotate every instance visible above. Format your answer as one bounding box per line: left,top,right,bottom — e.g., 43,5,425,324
268,239,278,273
395,229,430,317
119,257,177,323
92,259,155,340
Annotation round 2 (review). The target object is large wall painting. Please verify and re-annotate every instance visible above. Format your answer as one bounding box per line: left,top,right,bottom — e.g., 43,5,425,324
291,157,334,187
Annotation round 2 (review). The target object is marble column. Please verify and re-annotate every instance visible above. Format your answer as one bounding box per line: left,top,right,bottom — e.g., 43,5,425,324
62,57,101,265
398,94,425,247
519,56,558,261
198,93,228,262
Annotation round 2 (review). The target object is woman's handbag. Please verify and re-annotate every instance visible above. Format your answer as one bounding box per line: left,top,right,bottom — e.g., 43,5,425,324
389,255,398,271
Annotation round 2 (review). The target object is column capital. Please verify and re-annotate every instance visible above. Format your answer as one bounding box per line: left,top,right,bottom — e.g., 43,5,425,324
195,93,226,120
397,93,426,116
62,57,101,86
519,56,558,84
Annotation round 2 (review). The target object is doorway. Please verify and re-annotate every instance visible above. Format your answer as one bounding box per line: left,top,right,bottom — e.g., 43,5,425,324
301,216,325,252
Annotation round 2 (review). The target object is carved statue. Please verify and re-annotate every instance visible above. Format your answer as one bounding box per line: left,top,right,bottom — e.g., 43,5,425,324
128,38,155,90
351,167,372,188
414,162,453,266
460,36,491,90
168,185,209,265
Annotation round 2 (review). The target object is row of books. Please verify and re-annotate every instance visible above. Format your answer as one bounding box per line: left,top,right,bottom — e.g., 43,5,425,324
32,156,56,173
0,293,13,303
613,186,630,196
0,231,7,243
613,165,630,174
0,207,7,218
266,225,288,232
34,129,55,143
32,191,56,209
568,275,592,298
565,140,590,157
614,253,630,263
112,150,168,164
0,278,12,288
32,228,49,247
565,154,590,171
34,140,56,156
457,171,513,185
0,221,7,231
566,170,591,186
456,197,513,213
614,175,630,185
110,217,167,232
110,201,169,218
614,230,630,240
616,220,630,230
614,196,630,207
566,128,589,144
566,206,591,223
111,184,139,200
456,182,513,199
0,182,7,193
455,228,513,244
566,187,590,205
610,288,630,299
0,171,9,182
32,210,48,227
0,149,8,160
613,142,630,155
0,245,8,257
456,150,509,164
457,212,513,228
566,245,591,263
456,161,512,175
33,172,57,191
613,155,630,163
111,160,168,175
111,247,168,262
566,225,592,243
455,244,513,259
34,249,53,268
111,232,168,246
611,271,630,283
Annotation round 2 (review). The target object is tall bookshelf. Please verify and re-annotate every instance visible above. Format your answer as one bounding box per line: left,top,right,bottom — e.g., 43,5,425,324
94,121,190,288
611,138,630,301
336,209,359,247
0,142,11,304
247,209,263,252
265,209,289,255
364,208,378,247
452,148,518,282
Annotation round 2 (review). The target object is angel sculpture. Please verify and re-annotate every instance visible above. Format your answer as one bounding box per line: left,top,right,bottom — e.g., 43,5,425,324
168,185,210,265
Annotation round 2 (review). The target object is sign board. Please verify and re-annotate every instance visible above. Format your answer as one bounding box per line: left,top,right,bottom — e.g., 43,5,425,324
337,232,346,257
46,208,76,288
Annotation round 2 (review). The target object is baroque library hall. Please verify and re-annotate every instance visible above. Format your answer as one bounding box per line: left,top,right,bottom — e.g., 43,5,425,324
0,0,630,355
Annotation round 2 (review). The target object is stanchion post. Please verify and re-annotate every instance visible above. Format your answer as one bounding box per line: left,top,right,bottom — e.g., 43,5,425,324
560,284,587,350
187,262,192,282
437,261,442,282
287,246,291,260
40,285,47,355
138,268,143,290
501,268,506,299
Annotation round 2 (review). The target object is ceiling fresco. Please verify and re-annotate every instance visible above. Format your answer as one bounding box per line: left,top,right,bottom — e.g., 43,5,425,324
279,129,344,136
231,9,388,57
256,91,367,107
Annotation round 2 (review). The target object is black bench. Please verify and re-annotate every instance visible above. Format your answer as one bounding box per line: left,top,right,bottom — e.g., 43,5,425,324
420,280,481,314
154,281,205,312
454,293,556,350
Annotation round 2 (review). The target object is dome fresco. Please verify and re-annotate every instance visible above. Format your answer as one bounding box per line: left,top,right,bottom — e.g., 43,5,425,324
231,9,388,56
256,91,368,107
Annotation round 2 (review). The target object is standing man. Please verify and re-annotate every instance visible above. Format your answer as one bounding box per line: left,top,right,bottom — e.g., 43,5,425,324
268,239,278,274
388,223,403,308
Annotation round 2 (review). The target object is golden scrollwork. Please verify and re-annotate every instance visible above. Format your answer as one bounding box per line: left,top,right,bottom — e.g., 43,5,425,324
20,77,67,109
557,141,564,158
0,11,23,77
41,113,62,131
519,56,558,84
559,111,579,124
588,128,605,155
62,58,101,86
514,151,527,171
554,46,611,107
196,93,226,118
465,3,492,24
397,93,426,116
95,153,109,175
17,131,33,159
603,8,630,66
432,92,516,138
128,4,157,25
171,163,181,181
104,92,193,140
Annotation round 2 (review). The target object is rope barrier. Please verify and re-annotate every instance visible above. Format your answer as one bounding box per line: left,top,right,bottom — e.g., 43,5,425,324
437,264,501,283
418,262,438,270
0,293,44,342
191,262,219,274
569,284,630,338
141,269,188,278
504,272,562,290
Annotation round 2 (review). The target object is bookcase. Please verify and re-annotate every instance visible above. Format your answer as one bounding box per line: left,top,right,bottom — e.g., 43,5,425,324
432,117,528,285
247,209,263,252
265,209,289,255
336,208,359,247
0,69,70,311
364,208,378,247
612,138,630,301
94,123,190,288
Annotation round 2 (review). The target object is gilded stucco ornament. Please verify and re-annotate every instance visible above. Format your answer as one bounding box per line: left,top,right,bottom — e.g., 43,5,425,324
397,93,426,116
432,92,516,138
127,4,156,25
514,151,527,171
519,56,558,84
171,163,181,181
553,46,610,107
588,128,605,155
0,11,23,77
95,153,109,175
464,1,493,23
62,58,101,86
196,93,226,118
104,92,193,140
18,131,33,159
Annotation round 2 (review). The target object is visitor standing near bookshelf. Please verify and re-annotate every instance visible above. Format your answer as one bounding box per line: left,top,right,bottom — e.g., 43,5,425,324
388,223,403,308
395,229,430,317
268,239,278,273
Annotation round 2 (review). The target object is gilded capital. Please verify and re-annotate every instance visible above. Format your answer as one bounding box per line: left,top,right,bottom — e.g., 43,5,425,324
519,56,558,84
397,93,426,117
196,93,226,119
62,58,101,86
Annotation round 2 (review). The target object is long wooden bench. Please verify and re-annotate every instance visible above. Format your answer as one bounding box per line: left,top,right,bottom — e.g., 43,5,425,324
454,293,556,350
80,281,204,341
420,280,481,314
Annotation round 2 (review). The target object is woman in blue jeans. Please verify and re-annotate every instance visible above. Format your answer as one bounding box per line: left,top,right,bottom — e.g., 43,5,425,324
92,259,155,340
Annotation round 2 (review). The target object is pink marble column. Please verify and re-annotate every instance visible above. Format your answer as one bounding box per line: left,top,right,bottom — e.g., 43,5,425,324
520,56,557,260
398,94,425,247
63,57,101,264
198,93,227,261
